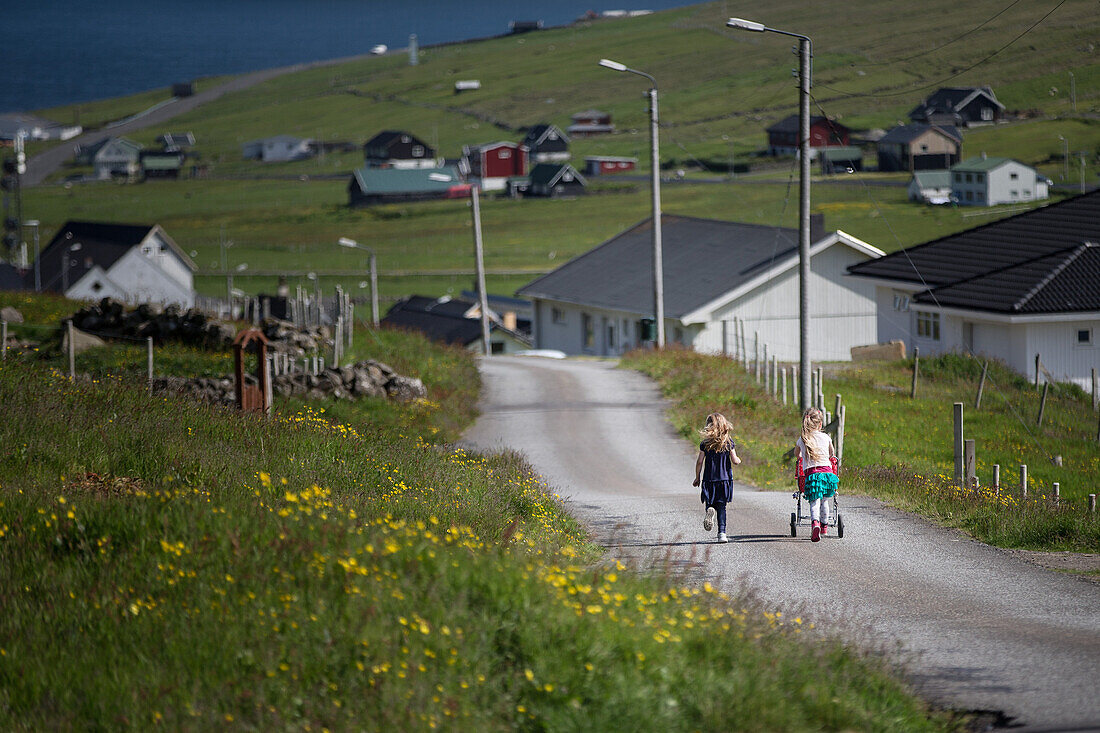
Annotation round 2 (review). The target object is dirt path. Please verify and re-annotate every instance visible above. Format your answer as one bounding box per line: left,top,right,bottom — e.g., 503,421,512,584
461,356,1100,731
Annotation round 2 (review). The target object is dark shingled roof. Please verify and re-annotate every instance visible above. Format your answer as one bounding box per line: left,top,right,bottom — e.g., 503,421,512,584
382,295,533,346
849,190,1100,314
517,215,802,318
38,220,157,293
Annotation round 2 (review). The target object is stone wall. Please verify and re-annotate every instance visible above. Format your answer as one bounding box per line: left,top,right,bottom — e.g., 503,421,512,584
152,360,426,406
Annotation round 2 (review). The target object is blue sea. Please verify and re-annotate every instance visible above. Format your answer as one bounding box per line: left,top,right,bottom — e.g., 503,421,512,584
6,0,699,114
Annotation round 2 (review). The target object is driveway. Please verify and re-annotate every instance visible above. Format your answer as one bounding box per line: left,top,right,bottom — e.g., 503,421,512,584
462,356,1100,731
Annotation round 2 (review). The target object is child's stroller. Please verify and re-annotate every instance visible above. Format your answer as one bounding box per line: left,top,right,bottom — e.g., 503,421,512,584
791,455,844,538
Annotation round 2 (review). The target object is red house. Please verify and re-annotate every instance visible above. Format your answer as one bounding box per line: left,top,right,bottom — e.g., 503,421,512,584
584,156,637,176
462,141,528,192
765,115,850,159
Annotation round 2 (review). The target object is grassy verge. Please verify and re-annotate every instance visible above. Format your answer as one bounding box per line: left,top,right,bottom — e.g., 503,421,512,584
623,348,1100,553
0,300,958,729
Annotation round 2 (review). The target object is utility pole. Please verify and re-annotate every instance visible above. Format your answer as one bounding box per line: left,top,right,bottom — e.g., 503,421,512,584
470,187,491,356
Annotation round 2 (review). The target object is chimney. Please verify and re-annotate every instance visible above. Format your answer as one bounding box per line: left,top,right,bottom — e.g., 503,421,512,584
981,151,987,160
503,311,517,331
810,212,825,243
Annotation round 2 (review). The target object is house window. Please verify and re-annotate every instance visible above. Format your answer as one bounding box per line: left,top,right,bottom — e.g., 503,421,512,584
674,327,683,344
551,307,565,324
411,145,424,157
916,311,940,340
1022,189,1032,198
966,191,973,201
92,281,103,292
1078,329,1093,345
982,108,993,121
920,144,928,152
965,173,973,183
142,245,152,255
491,342,505,355
607,324,615,349
954,173,962,183
1011,190,1018,198
1010,172,1018,180
975,173,984,183
893,293,910,312
498,149,511,159
582,314,595,350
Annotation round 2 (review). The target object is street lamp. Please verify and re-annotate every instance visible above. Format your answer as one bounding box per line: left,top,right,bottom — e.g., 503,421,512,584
599,57,665,347
337,237,379,327
61,241,81,292
727,17,814,411
23,219,39,291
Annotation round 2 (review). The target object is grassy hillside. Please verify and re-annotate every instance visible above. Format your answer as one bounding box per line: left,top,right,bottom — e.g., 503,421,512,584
0,292,959,730
623,349,1100,553
21,0,1100,306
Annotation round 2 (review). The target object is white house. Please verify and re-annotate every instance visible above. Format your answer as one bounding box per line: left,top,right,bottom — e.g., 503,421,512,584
38,221,196,308
847,190,1100,388
242,135,313,163
950,156,1049,207
517,214,885,360
93,137,143,180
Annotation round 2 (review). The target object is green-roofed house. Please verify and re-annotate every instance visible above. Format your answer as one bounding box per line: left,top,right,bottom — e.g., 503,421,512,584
950,156,1049,207
140,150,184,180
347,166,472,207
819,146,863,175
908,170,953,204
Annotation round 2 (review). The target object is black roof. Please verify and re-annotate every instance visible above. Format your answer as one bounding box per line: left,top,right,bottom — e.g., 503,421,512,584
365,130,431,151
909,86,1003,118
522,123,569,147
382,295,528,346
878,123,961,145
849,190,1100,314
529,162,585,188
517,215,805,318
766,114,845,134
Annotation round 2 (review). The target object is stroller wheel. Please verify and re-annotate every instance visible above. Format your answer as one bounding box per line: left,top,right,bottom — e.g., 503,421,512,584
837,514,845,539
790,512,797,537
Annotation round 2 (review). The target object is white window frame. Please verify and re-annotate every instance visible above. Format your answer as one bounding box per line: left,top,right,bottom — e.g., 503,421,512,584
1076,328,1093,346
915,311,940,341
551,307,565,325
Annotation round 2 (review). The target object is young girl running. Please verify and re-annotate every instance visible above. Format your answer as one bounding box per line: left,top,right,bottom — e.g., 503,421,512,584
692,413,741,543
796,407,837,542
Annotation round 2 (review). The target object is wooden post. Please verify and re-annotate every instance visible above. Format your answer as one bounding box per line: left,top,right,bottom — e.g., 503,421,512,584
1092,367,1098,411
781,368,788,406
816,367,824,410
974,360,988,409
791,366,799,407
1096,410,1100,445
264,356,274,417
1,320,6,360
334,316,343,366
953,402,965,485
146,336,154,387
722,319,729,356
1034,353,1041,389
740,320,747,368
964,439,975,488
1090,494,1096,513
1019,464,1028,500
834,393,842,418
993,464,1000,495
836,404,845,463
67,319,75,380
771,355,778,397
1037,382,1049,426
1053,483,1060,503
754,334,761,383
910,347,920,399
762,344,769,388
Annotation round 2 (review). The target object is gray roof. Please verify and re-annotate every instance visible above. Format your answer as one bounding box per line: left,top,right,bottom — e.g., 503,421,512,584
878,123,961,145
517,215,802,318
350,166,463,194
912,170,951,187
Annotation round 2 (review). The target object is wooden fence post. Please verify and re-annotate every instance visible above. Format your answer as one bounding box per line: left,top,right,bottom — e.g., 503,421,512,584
964,439,975,488
816,367,824,410
754,333,761,382
264,356,274,417
953,402,965,485
146,337,154,389
974,360,988,409
763,344,769,388
771,355,778,397
1053,483,1060,503
993,464,1000,496
1092,367,1098,411
722,319,729,356
1034,353,1041,389
791,366,798,406
1020,464,1028,500
1,320,6,360
836,404,846,463
1037,382,1050,426
67,319,75,380
1090,494,1096,513
781,368,788,406
910,347,920,399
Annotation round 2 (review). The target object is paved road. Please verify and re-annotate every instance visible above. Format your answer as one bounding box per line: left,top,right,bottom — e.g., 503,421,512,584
462,356,1100,731
23,54,371,186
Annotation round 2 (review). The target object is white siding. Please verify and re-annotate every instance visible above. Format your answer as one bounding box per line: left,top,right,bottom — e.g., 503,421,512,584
691,245,878,362
1025,320,1100,388
103,249,193,307
531,299,651,356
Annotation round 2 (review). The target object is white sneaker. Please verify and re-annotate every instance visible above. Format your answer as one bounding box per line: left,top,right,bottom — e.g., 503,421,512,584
703,507,716,532
717,532,729,543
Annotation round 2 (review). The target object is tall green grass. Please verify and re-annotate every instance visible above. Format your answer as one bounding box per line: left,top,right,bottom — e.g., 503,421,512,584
623,349,1100,552
0,324,958,729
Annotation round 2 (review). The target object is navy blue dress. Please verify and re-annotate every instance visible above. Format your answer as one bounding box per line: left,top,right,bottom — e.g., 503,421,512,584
699,441,735,505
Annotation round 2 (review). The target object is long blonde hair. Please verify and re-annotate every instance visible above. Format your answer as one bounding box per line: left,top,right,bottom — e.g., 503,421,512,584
700,412,733,452
801,408,826,462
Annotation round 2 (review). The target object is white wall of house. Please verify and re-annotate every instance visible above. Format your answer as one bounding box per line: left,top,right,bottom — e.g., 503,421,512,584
69,246,194,308
389,158,442,170
530,300,653,357
952,160,1047,207
691,244,879,362
261,138,311,162
894,305,1099,389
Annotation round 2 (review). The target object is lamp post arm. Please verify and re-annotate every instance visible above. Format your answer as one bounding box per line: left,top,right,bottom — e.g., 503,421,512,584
762,27,812,87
